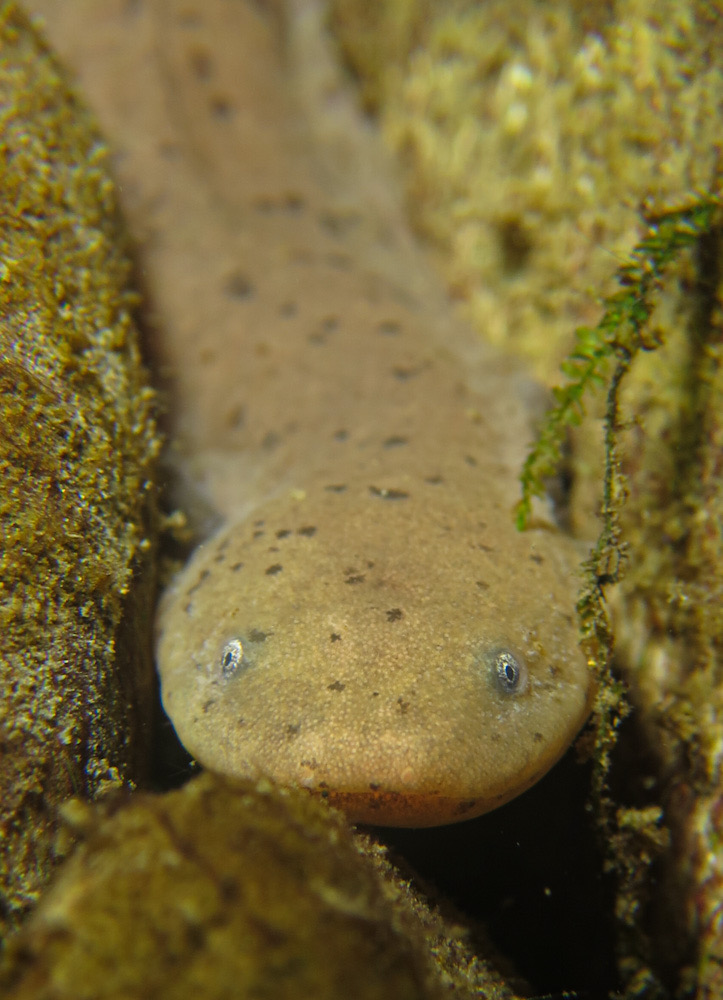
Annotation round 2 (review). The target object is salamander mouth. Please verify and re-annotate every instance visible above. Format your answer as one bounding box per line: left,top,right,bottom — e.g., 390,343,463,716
311,786,492,828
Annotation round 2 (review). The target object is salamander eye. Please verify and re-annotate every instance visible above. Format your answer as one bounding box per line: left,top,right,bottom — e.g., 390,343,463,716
493,650,526,694
220,638,245,679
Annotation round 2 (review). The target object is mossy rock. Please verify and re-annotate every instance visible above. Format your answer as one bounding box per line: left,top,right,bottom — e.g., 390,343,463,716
0,2,160,935
0,773,524,1000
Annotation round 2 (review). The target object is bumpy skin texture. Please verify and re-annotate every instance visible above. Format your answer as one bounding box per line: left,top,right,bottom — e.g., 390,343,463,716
150,0,592,826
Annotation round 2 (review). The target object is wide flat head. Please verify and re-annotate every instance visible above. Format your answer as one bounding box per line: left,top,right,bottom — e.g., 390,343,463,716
157,469,591,826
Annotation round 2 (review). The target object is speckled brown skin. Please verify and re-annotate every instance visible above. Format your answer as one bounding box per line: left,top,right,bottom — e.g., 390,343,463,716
151,1,592,826
26,0,592,826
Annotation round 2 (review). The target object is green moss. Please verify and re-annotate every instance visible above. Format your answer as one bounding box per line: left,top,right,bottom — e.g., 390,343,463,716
517,195,721,529
0,3,160,933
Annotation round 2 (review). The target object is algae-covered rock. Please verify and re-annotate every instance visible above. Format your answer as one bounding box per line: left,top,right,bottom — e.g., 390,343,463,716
0,773,523,1000
0,2,159,934
331,0,723,383
603,221,723,999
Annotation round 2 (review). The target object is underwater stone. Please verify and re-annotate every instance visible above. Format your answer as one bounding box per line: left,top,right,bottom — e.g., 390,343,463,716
0,1,159,935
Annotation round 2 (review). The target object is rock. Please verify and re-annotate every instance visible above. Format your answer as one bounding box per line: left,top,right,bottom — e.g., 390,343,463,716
0,2,159,934
0,773,524,1000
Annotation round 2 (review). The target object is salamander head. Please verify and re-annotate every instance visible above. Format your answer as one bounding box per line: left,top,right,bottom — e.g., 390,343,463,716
157,479,592,827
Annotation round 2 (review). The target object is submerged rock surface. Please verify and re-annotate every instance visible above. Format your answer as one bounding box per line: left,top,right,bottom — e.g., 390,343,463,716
0,2,159,934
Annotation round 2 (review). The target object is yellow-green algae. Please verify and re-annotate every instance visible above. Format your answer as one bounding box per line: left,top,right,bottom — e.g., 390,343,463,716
605,212,723,1000
0,3,159,935
0,773,525,1000
331,0,723,382
519,193,723,998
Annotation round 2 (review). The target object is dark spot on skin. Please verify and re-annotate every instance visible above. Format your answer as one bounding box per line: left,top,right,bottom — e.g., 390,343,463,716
383,435,408,448
247,629,268,643
291,248,313,265
333,429,348,441
465,455,478,466
213,551,226,564
223,272,255,299
371,692,380,698
391,366,417,381
531,553,544,564
188,47,212,80
318,210,362,237
265,564,283,576
297,525,317,537
254,519,265,527
286,723,301,736
209,94,233,119
280,301,297,317
397,697,409,715
230,562,244,572
330,633,342,642
453,800,479,816
369,486,409,500
326,252,353,270
261,431,281,450
327,680,345,692
159,140,182,161
325,483,347,493
378,320,401,335
476,580,489,590
369,783,381,792
496,215,533,274
533,731,544,742
225,404,245,429
345,574,365,585
276,529,291,539
202,699,216,713
253,529,264,540
268,546,279,553
186,568,210,599
253,194,305,213
386,608,404,622
425,474,444,484
284,193,305,212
